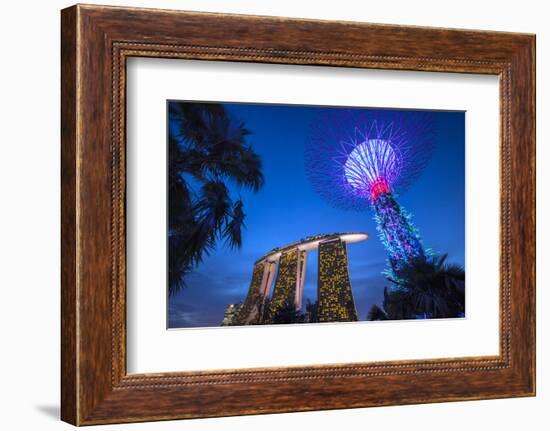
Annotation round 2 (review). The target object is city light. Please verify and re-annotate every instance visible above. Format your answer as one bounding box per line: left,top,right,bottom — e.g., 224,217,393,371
305,109,435,278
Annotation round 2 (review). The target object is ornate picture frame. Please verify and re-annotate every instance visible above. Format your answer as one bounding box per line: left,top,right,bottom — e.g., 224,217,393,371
61,4,535,425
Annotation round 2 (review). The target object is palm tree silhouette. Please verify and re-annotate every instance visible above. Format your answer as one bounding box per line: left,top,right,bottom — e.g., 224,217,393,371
168,103,264,295
368,254,465,320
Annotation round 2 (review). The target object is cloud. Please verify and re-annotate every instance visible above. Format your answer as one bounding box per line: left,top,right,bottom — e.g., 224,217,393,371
168,309,201,327
185,268,252,298
168,301,223,328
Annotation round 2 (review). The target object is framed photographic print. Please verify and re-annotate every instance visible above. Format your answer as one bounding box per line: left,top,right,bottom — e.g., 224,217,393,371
61,4,535,425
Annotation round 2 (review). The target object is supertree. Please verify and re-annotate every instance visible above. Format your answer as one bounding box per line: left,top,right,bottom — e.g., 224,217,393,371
305,108,435,281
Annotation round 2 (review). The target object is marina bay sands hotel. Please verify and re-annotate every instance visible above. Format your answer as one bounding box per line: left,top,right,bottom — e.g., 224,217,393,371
223,232,368,326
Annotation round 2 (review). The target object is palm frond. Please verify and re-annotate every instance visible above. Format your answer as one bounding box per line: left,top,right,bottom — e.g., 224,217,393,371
223,200,246,249
167,102,265,290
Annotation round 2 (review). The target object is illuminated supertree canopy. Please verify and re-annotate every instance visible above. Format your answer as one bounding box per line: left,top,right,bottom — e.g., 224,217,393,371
305,108,435,278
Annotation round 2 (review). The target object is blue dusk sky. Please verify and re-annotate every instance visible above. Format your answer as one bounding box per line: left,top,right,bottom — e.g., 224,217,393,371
168,103,465,328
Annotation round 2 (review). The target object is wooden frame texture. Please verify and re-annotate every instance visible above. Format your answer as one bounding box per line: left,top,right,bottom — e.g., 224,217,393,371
61,4,536,426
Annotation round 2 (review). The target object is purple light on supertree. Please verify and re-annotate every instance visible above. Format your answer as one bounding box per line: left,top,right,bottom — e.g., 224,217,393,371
305,108,435,279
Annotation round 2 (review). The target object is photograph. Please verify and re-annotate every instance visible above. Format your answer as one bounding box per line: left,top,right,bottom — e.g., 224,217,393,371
0,0,540,428
167,101,466,329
